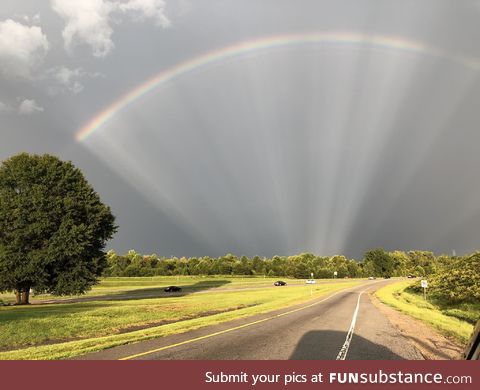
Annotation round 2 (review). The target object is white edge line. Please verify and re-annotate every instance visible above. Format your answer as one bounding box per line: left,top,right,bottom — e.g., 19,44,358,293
336,280,383,360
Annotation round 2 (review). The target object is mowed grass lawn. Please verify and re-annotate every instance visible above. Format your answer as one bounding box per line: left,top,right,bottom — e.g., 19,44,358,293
0,277,363,360
0,276,307,304
375,281,478,344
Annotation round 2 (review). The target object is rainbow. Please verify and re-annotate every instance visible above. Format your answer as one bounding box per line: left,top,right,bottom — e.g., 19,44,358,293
76,32,480,141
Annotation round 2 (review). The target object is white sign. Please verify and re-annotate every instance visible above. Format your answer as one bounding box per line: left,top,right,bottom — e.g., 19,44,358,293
334,271,338,276
421,280,428,288
311,272,314,278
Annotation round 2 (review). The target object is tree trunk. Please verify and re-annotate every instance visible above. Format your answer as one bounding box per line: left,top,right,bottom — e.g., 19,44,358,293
14,287,30,305
20,288,30,305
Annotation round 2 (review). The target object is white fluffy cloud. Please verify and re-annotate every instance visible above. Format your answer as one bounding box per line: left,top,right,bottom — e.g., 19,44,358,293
51,0,116,58
51,0,170,57
118,0,170,27
18,99,44,114
45,66,101,95
49,66,85,94
0,19,49,78
0,98,45,115
21,14,41,25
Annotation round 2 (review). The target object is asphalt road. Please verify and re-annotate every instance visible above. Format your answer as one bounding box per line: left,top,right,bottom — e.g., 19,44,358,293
76,279,423,360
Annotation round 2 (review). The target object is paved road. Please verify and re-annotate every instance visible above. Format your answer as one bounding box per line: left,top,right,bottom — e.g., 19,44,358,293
76,279,422,360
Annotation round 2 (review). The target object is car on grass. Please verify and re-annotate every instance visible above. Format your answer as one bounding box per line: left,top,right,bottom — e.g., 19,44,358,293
274,280,287,286
407,274,416,279
306,279,316,284
164,286,182,292
368,276,376,280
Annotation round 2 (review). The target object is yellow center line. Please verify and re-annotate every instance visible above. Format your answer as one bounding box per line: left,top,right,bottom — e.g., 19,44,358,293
119,282,370,360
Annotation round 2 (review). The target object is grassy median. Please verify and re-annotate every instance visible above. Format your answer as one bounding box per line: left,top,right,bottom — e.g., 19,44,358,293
375,281,478,344
0,276,311,304
0,277,362,360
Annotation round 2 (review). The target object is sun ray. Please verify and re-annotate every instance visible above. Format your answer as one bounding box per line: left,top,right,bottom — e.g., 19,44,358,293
78,31,480,256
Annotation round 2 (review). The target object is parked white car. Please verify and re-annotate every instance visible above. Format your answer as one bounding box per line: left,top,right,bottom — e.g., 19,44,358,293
306,279,316,284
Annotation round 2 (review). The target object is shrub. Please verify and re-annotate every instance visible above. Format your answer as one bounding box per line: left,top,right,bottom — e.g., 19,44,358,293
442,308,479,324
429,253,480,303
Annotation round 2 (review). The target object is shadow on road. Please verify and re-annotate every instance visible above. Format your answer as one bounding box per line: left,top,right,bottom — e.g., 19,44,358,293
33,279,232,305
290,330,404,360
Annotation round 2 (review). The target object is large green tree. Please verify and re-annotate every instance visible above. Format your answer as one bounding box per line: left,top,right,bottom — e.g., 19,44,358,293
364,248,394,277
0,153,117,304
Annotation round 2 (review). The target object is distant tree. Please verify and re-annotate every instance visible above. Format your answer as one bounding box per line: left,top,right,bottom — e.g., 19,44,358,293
173,257,188,275
330,255,349,278
270,255,285,276
126,249,143,264
187,257,199,275
434,254,456,273
364,248,394,277
293,261,310,279
407,250,436,275
104,250,130,276
197,257,213,275
0,153,116,304
347,260,361,278
252,255,264,275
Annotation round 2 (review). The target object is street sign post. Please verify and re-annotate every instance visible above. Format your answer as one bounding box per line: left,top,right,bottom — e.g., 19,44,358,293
334,271,337,279
421,279,428,300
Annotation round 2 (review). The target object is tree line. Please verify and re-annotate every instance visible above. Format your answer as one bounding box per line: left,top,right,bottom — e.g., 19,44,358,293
103,248,466,279
105,248,480,304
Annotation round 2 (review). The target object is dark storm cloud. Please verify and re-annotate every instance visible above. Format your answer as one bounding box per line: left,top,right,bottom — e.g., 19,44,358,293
1,0,480,258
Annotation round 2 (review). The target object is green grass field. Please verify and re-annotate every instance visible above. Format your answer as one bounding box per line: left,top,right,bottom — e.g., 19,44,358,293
0,276,363,360
375,281,478,344
0,276,308,303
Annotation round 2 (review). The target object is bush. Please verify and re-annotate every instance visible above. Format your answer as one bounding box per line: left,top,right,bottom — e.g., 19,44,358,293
442,308,479,324
429,253,480,303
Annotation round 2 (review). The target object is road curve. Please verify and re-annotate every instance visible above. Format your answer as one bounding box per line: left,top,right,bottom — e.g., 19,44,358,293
75,279,422,360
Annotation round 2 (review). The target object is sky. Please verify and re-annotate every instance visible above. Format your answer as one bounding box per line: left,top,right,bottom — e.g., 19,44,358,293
1,0,480,259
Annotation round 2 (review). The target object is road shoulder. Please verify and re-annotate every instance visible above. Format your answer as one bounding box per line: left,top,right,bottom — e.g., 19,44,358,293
369,292,463,360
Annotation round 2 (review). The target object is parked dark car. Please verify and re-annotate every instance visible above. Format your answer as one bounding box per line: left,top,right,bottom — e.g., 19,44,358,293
407,274,416,279
384,275,391,279
164,286,182,292
274,281,287,286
